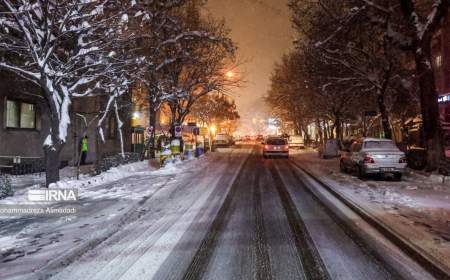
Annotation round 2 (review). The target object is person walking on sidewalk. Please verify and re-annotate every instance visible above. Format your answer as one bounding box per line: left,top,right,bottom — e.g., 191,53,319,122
80,136,89,165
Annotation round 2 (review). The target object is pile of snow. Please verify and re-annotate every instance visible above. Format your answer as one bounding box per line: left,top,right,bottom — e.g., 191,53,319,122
0,161,156,205
50,160,155,189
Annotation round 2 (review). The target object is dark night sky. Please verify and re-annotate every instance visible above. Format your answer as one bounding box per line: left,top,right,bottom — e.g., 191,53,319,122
206,0,294,134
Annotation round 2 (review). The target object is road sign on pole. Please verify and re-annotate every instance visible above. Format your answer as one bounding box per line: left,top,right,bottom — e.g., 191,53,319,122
193,127,200,136
199,127,208,136
175,125,182,138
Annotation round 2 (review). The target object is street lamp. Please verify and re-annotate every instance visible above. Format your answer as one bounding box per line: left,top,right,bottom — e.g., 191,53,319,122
210,125,217,135
132,112,140,119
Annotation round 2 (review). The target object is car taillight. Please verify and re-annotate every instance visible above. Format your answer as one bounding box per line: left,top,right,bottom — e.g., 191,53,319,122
363,156,375,164
284,145,289,150
264,145,269,150
399,157,407,163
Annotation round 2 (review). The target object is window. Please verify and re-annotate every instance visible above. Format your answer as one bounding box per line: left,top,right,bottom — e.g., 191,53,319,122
266,138,287,145
6,100,19,128
5,99,36,129
435,54,443,69
20,102,36,128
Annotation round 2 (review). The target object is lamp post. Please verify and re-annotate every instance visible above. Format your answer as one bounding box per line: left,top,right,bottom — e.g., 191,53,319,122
209,125,217,152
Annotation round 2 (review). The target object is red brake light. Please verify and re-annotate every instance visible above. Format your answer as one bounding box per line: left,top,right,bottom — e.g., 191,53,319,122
399,157,407,163
364,156,375,164
264,145,269,149
284,145,289,150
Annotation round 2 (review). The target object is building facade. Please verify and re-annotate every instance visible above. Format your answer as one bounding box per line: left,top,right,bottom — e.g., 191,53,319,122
435,10,450,147
0,73,131,170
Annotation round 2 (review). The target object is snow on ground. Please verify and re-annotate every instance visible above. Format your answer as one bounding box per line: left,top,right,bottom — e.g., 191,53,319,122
47,148,251,280
0,151,239,280
1,160,158,205
291,149,450,269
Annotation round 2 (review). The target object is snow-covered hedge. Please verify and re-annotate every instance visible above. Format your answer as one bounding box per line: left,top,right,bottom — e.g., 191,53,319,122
0,174,13,199
95,153,140,174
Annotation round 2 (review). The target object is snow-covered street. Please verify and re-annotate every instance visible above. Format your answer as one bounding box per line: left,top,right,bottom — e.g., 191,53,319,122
2,145,448,279
292,150,450,276
0,148,250,279
2,1,450,279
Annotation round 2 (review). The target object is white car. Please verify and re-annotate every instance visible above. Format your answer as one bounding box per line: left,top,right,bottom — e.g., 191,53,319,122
340,138,407,180
214,133,232,147
263,137,289,158
289,135,305,149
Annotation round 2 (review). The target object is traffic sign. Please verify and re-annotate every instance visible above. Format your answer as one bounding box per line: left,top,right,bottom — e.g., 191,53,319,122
199,127,208,136
193,127,200,135
174,125,182,138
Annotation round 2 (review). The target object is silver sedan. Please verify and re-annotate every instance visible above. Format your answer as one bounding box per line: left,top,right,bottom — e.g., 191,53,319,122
340,138,407,180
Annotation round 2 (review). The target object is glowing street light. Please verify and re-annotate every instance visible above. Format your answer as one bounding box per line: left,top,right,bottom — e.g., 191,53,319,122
210,125,217,135
132,112,141,119
226,71,234,79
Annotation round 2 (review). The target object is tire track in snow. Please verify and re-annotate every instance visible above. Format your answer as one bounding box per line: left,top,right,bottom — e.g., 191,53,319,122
268,161,330,280
182,150,254,280
253,170,273,280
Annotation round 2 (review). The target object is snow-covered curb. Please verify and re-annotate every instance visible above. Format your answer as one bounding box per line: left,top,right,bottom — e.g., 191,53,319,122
291,150,450,272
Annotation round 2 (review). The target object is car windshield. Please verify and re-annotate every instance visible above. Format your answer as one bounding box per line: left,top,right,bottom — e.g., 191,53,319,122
364,141,398,150
267,138,287,145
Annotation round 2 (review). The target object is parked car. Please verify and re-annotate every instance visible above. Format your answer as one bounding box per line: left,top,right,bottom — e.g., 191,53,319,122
262,137,289,158
340,138,407,180
289,135,305,149
318,139,340,159
214,133,233,147
256,134,265,142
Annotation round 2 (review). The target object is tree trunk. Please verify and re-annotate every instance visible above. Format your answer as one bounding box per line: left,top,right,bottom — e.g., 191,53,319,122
44,143,62,187
316,119,323,145
302,126,310,145
41,90,64,187
148,107,157,159
323,120,329,141
377,92,392,139
332,114,341,141
415,43,444,171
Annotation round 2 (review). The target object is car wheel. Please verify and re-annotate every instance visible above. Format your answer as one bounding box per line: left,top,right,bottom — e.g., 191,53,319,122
357,166,366,180
394,173,402,181
340,160,347,173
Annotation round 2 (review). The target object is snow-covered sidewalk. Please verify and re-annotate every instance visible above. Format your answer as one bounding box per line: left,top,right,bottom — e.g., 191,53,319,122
292,150,450,270
0,150,246,280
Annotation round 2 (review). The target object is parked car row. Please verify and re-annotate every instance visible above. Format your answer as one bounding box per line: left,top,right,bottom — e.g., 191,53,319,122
259,135,407,181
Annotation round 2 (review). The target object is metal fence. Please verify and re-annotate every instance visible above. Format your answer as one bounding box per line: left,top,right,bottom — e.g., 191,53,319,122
0,156,44,175
95,152,140,175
